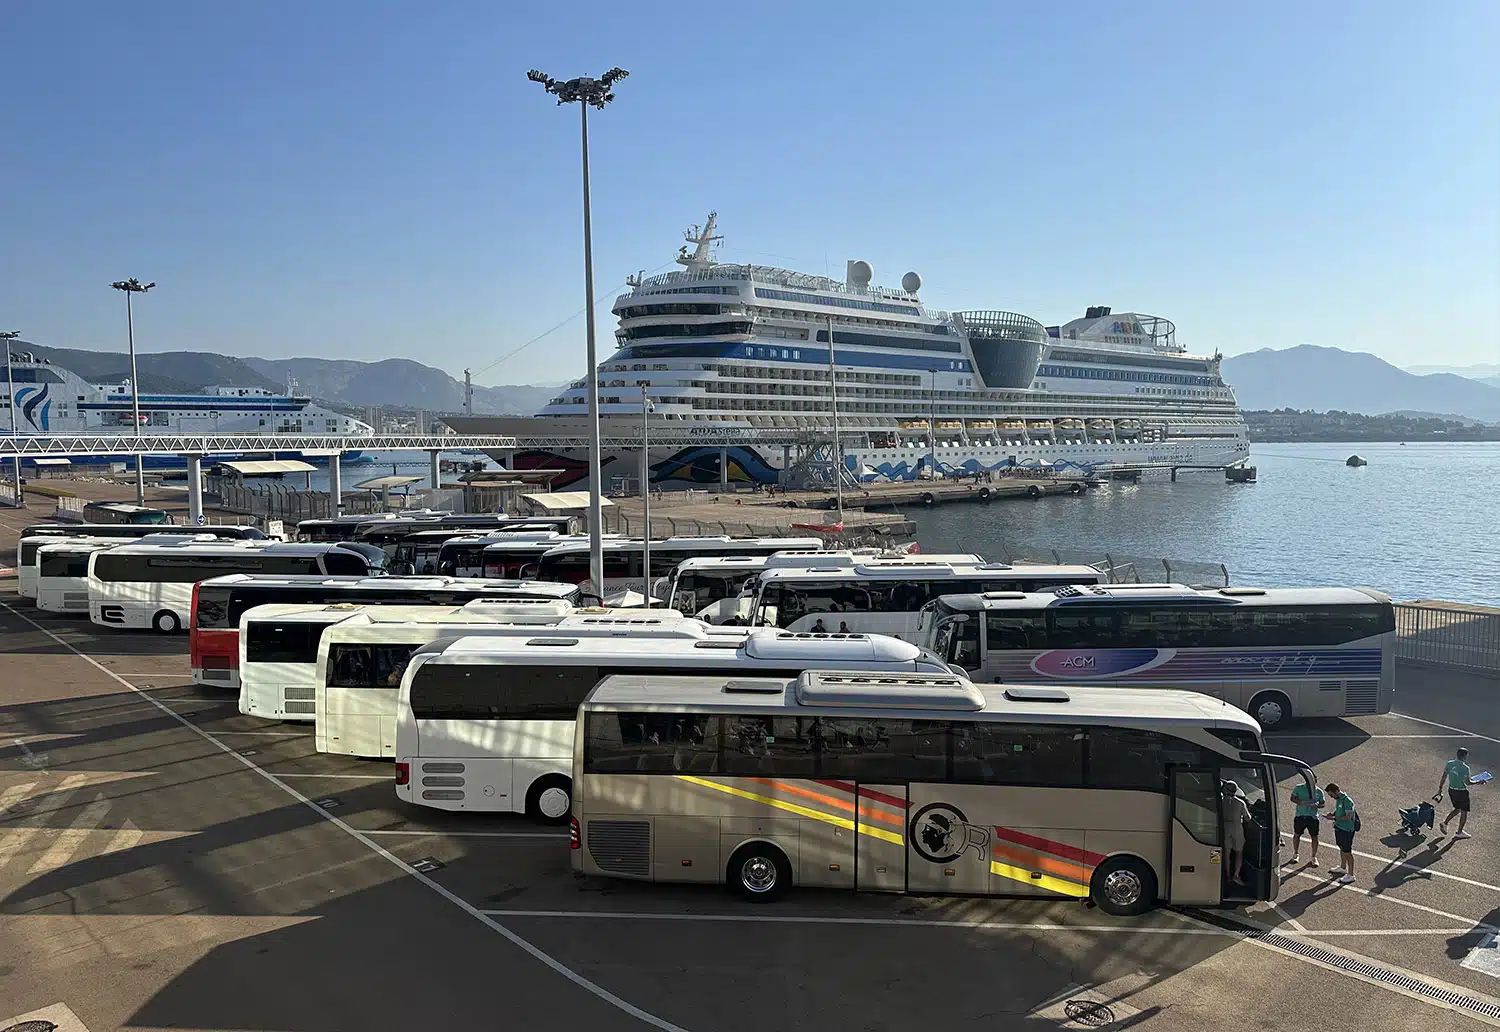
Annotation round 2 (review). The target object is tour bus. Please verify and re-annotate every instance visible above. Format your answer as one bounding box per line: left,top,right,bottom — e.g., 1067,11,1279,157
34,539,117,613
532,537,825,598
921,584,1398,730
238,598,583,722
16,523,265,598
667,551,982,624
748,561,1103,642
80,502,171,525
394,624,954,821
572,670,1315,914
353,514,580,556
481,535,615,580
392,528,564,576
88,540,388,634
431,532,570,578
191,575,580,687
294,514,393,542
313,602,694,758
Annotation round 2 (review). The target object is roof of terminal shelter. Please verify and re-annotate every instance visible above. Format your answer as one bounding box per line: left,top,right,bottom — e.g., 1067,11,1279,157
522,490,614,512
30,457,70,466
215,459,318,475
354,475,427,491
460,469,564,486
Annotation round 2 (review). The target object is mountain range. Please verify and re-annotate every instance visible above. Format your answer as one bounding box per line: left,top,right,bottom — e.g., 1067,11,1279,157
1221,345,1500,423
11,339,1500,423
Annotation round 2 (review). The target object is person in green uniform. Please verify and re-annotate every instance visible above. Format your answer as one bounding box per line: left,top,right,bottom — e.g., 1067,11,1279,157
1434,747,1473,840
1323,782,1358,885
1284,779,1325,867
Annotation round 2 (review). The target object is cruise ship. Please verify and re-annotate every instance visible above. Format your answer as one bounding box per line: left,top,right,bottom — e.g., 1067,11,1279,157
448,214,1248,488
2,350,372,469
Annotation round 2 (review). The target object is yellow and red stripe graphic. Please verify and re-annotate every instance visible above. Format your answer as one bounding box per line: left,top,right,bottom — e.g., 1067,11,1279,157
988,827,1107,898
675,776,905,845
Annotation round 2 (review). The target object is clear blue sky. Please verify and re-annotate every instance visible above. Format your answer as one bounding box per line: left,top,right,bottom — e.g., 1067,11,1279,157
3,1,1496,386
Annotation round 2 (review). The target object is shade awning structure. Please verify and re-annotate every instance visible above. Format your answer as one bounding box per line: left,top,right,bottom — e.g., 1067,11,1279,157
354,475,426,491
31,457,71,466
216,459,318,475
522,491,615,511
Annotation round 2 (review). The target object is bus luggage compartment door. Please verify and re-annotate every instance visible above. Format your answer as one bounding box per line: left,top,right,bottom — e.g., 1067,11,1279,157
904,785,991,895
854,784,907,892
1168,769,1224,905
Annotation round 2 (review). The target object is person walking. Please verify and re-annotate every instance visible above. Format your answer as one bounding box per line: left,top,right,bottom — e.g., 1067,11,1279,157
1435,747,1474,840
1222,780,1251,885
1285,779,1325,867
1323,783,1358,884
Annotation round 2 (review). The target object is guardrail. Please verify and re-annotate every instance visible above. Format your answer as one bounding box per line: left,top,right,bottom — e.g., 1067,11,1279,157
1396,601,1500,674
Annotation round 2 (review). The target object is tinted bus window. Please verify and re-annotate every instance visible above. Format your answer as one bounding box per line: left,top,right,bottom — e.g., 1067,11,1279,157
246,623,327,664
40,553,93,578
950,723,1084,786
328,644,420,688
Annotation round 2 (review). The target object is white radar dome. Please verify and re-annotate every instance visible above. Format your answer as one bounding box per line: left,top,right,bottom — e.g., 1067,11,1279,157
847,260,873,288
901,271,922,293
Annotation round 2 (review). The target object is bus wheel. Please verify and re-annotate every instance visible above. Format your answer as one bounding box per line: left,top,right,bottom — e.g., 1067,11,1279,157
526,775,572,825
152,610,181,634
1027,485,1042,499
1090,856,1156,917
728,842,790,902
1247,692,1292,732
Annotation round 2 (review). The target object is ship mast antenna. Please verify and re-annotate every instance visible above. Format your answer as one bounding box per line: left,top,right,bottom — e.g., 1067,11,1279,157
675,211,722,270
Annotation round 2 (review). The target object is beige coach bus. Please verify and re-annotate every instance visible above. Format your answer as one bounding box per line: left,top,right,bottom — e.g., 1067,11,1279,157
571,671,1315,915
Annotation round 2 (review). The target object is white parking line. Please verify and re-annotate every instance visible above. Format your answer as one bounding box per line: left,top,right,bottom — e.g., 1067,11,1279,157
208,731,311,737
480,909,1238,934
1268,734,1474,740
1288,869,1499,932
1392,712,1500,747
364,829,566,839
1278,832,1500,895
0,599,694,1032
275,773,391,780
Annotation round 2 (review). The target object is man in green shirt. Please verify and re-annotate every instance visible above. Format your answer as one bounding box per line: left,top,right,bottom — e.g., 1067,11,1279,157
1434,747,1473,840
1285,780,1325,867
1323,782,1358,885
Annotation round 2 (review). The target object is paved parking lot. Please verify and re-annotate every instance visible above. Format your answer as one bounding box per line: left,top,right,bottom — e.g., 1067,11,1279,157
1,508,1498,1030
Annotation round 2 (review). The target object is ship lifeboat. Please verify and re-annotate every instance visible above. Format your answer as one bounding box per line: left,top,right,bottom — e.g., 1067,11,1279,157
936,421,964,432
967,420,997,431
1087,418,1114,433
1027,421,1056,434
1057,418,1085,432
998,419,1026,432
1116,418,1143,433
898,420,928,432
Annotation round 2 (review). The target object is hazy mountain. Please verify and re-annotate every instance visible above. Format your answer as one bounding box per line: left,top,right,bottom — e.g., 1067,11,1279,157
7,341,278,394
1223,345,1500,422
1405,362,1500,378
242,357,554,414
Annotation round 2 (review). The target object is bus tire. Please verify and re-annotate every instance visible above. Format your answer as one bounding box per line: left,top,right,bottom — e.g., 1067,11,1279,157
978,487,992,502
525,775,572,825
921,492,935,506
1090,856,1156,917
1070,482,1084,495
1247,691,1292,732
152,610,181,634
1027,485,1042,499
727,842,791,902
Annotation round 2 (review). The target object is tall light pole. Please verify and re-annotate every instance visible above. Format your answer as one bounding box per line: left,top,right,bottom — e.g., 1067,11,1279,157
827,315,843,521
1,330,20,503
528,66,628,601
928,368,938,482
111,278,155,506
640,383,653,608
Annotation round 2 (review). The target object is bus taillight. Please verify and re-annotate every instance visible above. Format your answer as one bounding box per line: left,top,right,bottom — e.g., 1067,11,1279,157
569,815,580,850
394,762,410,786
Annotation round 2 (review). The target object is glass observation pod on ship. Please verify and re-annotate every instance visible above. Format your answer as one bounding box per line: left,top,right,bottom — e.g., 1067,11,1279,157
34,539,117,614
747,560,1104,642
666,550,982,625
921,584,1397,731
190,575,580,688
394,623,953,821
16,523,266,599
572,670,1317,914
313,600,677,759
530,537,825,600
87,540,388,634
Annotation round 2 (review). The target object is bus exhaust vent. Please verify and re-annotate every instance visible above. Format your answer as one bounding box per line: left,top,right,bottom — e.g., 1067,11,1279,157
1344,680,1380,714
588,820,650,876
1186,909,1500,1021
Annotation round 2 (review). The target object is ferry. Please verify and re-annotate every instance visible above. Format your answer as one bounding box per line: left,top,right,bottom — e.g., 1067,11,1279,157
447,213,1248,487
1,349,372,469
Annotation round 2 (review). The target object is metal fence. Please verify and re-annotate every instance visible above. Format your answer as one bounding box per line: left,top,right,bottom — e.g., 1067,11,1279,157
1395,602,1500,674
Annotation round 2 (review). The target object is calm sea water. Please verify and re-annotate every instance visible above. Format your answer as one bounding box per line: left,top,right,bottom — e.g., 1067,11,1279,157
897,442,1500,605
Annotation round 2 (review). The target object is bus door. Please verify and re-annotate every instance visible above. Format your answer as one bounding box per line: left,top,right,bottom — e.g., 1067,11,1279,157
1167,768,1224,905
854,784,906,892
1218,764,1275,904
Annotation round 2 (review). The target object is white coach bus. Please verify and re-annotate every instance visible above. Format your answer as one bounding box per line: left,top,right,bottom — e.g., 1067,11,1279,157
35,539,117,613
394,625,955,822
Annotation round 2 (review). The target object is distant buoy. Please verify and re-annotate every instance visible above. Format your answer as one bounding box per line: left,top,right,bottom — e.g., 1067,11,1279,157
1346,454,1368,467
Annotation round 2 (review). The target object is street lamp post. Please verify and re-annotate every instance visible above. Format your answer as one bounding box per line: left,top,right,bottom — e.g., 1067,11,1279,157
640,383,653,608
928,368,938,482
528,66,629,602
827,314,843,522
1,330,20,503
111,278,155,506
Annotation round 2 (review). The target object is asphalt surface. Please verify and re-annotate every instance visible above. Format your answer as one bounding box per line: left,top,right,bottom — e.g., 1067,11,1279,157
1,505,1498,1031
